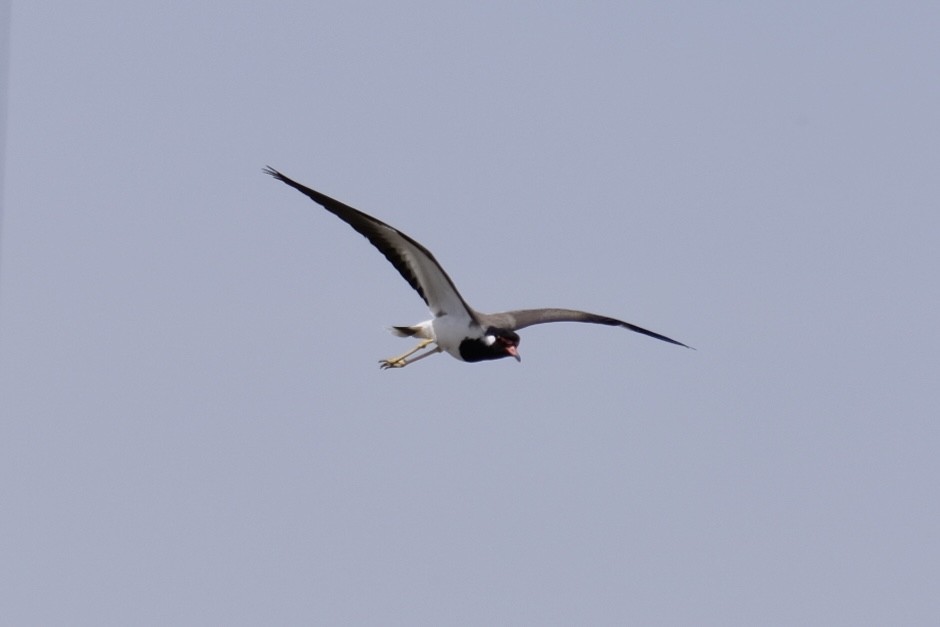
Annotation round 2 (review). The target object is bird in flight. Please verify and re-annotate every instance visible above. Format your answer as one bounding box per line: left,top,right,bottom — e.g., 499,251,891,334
264,167,691,368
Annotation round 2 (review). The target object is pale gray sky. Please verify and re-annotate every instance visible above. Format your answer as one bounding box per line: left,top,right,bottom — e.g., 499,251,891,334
2,2,939,624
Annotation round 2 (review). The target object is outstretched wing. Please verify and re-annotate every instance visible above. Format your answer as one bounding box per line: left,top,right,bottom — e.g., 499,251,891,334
265,167,479,324
486,308,691,348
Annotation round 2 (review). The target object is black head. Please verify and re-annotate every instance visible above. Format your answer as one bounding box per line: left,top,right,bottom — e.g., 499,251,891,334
458,327,521,363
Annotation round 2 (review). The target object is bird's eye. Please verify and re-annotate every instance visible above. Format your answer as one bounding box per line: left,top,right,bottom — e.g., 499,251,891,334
484,335,496,346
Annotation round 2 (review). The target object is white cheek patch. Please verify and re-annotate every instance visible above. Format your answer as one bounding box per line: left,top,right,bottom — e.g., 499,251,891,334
484,334,496,346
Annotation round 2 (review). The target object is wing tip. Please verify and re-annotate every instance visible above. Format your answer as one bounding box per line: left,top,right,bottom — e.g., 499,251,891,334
620,320,693,350
646,332,693,350
655,334,694,350
263,165,284,180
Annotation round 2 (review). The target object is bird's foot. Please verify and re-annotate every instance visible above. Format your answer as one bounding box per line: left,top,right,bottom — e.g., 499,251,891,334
379,358,408,369
378,339,437,370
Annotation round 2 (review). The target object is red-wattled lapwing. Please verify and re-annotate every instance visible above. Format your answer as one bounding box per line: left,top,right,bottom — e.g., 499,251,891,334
265,167,691,369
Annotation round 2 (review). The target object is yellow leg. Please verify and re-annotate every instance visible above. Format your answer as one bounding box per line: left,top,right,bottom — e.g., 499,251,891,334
379,339,436,369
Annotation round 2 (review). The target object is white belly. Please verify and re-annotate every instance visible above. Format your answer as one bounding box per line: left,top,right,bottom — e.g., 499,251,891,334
431,315,479,359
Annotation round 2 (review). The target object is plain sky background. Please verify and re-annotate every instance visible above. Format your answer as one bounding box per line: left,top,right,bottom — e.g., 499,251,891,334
2,2,939,625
